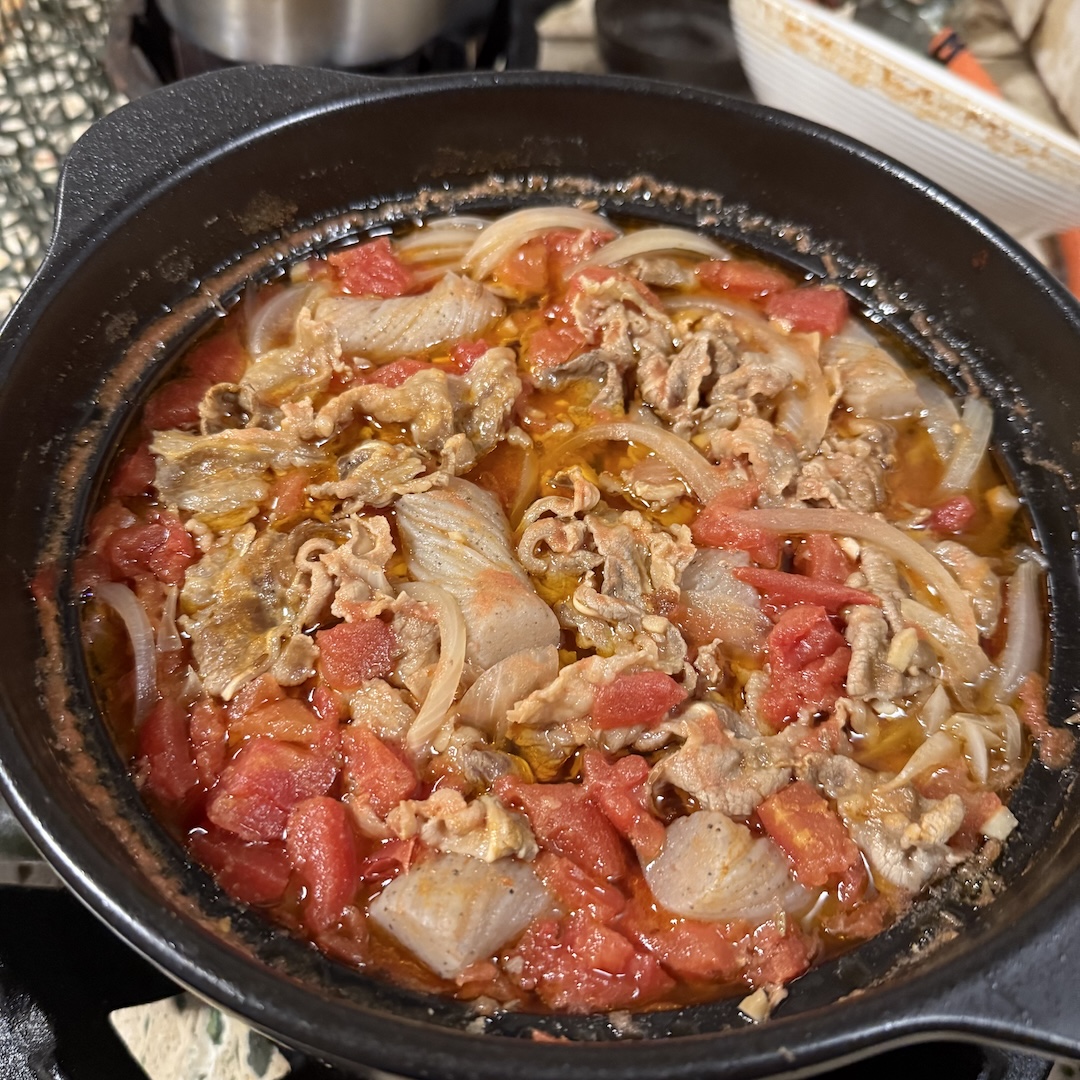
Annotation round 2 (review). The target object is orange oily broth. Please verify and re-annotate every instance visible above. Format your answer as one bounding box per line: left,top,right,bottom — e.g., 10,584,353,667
80,217,1049,1016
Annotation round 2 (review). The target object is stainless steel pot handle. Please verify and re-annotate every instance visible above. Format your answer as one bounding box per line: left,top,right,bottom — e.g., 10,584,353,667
49,65,387,256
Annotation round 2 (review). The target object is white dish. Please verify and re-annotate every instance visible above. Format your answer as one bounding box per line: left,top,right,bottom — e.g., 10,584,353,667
730,0,1080,238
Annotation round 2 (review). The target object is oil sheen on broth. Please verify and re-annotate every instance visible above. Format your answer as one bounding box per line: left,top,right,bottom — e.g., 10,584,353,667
77,207,1072,1016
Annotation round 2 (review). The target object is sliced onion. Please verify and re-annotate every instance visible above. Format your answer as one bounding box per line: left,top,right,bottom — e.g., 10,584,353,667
916,377,962,464
958,717,991,784
245,283,316,357
920,684,952,735
157,584,183,653
396,217,489,266
644,810,807,921
95,581,158,726
999,704,1023,764
575,227,730,271
400,581,466,756
997,558,1042,697
881,730,958,791
731,508,980,641
456,645,559,736
553,421,724,503
981,805,1018,840
899,597,992,685
462,207,619,280
506,443,541,529
938,396,993,493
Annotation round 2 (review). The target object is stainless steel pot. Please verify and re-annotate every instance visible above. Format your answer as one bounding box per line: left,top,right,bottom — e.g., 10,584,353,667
155,0,451,65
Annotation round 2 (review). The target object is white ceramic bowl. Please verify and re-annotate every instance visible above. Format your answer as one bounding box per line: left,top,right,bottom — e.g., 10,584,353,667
730,0,1080,238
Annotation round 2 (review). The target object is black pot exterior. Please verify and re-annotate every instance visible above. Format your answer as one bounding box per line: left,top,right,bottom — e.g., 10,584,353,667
0,67,1078,1079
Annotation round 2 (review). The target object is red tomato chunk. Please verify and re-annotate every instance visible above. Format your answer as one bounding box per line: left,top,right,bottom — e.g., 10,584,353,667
732,566,880,616
697,258,793,299
757,780,861,888
206,737,338,842
328,237,415,297
286,796,360,933
928,495,977,534
592,671,687,730
761,605,851,729
495,774,629,882
137,700,198,803
189,829,290,907
764,285,849,337
106,512,195,587
580,751,666,863
341,726,420,821
316,618,399,692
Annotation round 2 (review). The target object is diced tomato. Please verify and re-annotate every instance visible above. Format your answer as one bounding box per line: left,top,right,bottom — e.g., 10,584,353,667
448,338,489,374
732,566,880,617
110,442,157,499
592,671,687,730
697,258,794,299
793,533,851,585
532,851,626,924
105,512,195,587
493,235,550,295
633,917,748,983
189,829,291,906
916,761,1007,852
527,322,587,369
227,673,284,723
822,893,892,940
141,376,206,431
546,228,615,284
363,358,432,388
184,329,249,385
310,684,347,724
316,618,400,693
341,725,419,820
579,751,666,863
328,237,415,298
745,918,812,988
495,774,629,881
269,468,310,519
228,697,339,750
928,495,977,534
764,285,849,338
189,696,229,788
756,781,861,888
286,796,359,933
206,736,338,841
1016,673,1073,768
357,836,417,885
692,498,780,568
761,605,851,729
137,699,198,803
513,911,675,1012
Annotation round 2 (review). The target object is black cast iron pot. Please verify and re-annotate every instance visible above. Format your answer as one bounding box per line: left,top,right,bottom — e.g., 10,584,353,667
0,66,1078,1079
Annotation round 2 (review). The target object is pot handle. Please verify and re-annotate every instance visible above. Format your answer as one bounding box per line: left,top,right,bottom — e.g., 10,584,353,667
50,65,386,254
903,874,1080,1058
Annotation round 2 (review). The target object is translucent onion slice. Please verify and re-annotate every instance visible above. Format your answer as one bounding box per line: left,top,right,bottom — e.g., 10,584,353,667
999,704,1023,764
916,377,962,464
881,730,958,791
997,558,1042,697
553,421,724,503
939,396,993,493
959,717,990,784
731,508,980,641
462,207,619,280
400,581,466,757
157,584,183,653
95,581,158,727
644,810,807,921
575,227,730,271
899,597,992,685
245,282,318,357
395,217,489,265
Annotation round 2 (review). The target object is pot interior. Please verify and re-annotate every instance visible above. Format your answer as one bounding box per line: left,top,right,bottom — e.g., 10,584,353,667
1,72,1078,1075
